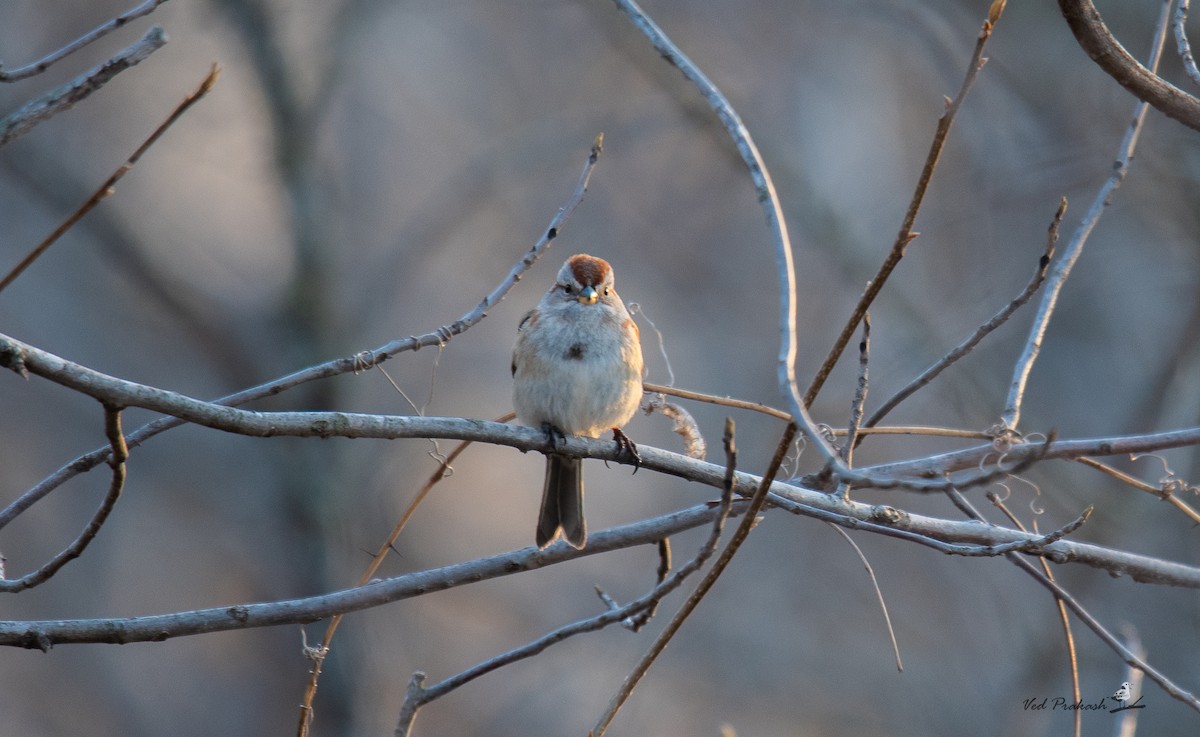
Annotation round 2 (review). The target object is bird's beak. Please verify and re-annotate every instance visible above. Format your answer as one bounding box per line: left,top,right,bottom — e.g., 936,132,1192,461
577,285,598,305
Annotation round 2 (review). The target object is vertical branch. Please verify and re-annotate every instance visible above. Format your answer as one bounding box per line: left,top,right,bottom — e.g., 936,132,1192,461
1003,0,1172,431
1175,0,1200,88
842,314,871,466
989,492,1081,737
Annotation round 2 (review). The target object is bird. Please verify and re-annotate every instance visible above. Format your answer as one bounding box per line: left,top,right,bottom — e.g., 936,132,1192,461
512,253,644,549
1112,682,1132,705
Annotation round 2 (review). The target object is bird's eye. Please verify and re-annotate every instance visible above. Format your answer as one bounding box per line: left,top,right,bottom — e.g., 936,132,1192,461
603,287,611,296
561,284,574,294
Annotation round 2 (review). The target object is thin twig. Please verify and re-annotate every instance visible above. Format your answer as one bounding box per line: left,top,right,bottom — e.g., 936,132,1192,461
842,314,870,466
296,413,513,737
0,0,171,82
1076,457,1200,525
956,485,1199,713
394,419,742,737
644,382,790,422
0,62,216,293
611,0,839,470
591,422,796,737
0,404,128,592
1004,3,1171,430
806,2,1007,406
0,134,604,532
824,523,903,671
989,491,1082,737
1113,628,1146,737
1008,530,1198,712
1176,0,1200,88
864,197,1065,432
0,26,168,148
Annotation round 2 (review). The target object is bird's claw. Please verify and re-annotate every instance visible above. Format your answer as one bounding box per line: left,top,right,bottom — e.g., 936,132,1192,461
612,427,641,474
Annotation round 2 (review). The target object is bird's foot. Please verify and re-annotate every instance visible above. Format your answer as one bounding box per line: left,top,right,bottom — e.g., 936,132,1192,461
612,427,641,474
541,423,567,453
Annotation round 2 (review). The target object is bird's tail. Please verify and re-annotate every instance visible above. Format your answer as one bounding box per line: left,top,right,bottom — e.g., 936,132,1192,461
537,455,585,549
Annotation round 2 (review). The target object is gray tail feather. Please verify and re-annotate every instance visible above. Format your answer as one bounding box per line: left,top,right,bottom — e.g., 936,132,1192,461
536,455,585,549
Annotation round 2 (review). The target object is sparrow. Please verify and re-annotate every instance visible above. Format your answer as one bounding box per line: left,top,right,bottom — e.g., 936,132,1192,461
512,254,644,549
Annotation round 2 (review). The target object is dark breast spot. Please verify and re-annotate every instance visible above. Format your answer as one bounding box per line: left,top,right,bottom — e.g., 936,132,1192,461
565,343,586,360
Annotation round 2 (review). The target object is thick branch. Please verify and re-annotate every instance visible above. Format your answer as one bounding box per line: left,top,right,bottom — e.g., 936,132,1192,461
1058,0,1200,131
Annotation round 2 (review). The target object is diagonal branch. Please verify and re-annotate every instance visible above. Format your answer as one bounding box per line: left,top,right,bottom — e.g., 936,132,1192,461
864,197,1064,432
0,26,168,147
0,135,605,533
1004,1,1172,431
806,1,1007,406
591,422,796,737
0,0,171,82
393,418,742,737
0,64,219,293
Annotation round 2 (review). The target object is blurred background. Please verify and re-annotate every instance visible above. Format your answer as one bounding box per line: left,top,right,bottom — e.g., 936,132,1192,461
1,0,1199,734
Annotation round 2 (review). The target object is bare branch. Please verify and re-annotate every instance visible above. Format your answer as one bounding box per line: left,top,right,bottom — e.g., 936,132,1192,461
0,0,171,82
591,422,796,737
865,197,1065,431
825,523,903,671
0,405,128,592
1175,0,1200,88
806,4,1005,406
1058,0,1200,131
610,0,839,470
1007,529,1200,712
0,26,168,147
0,502,752,650
0,136,604,533
395,419,741,737
842,314,870,467
0,64,219,293
988,492,1081,737
1005,3,1171,430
